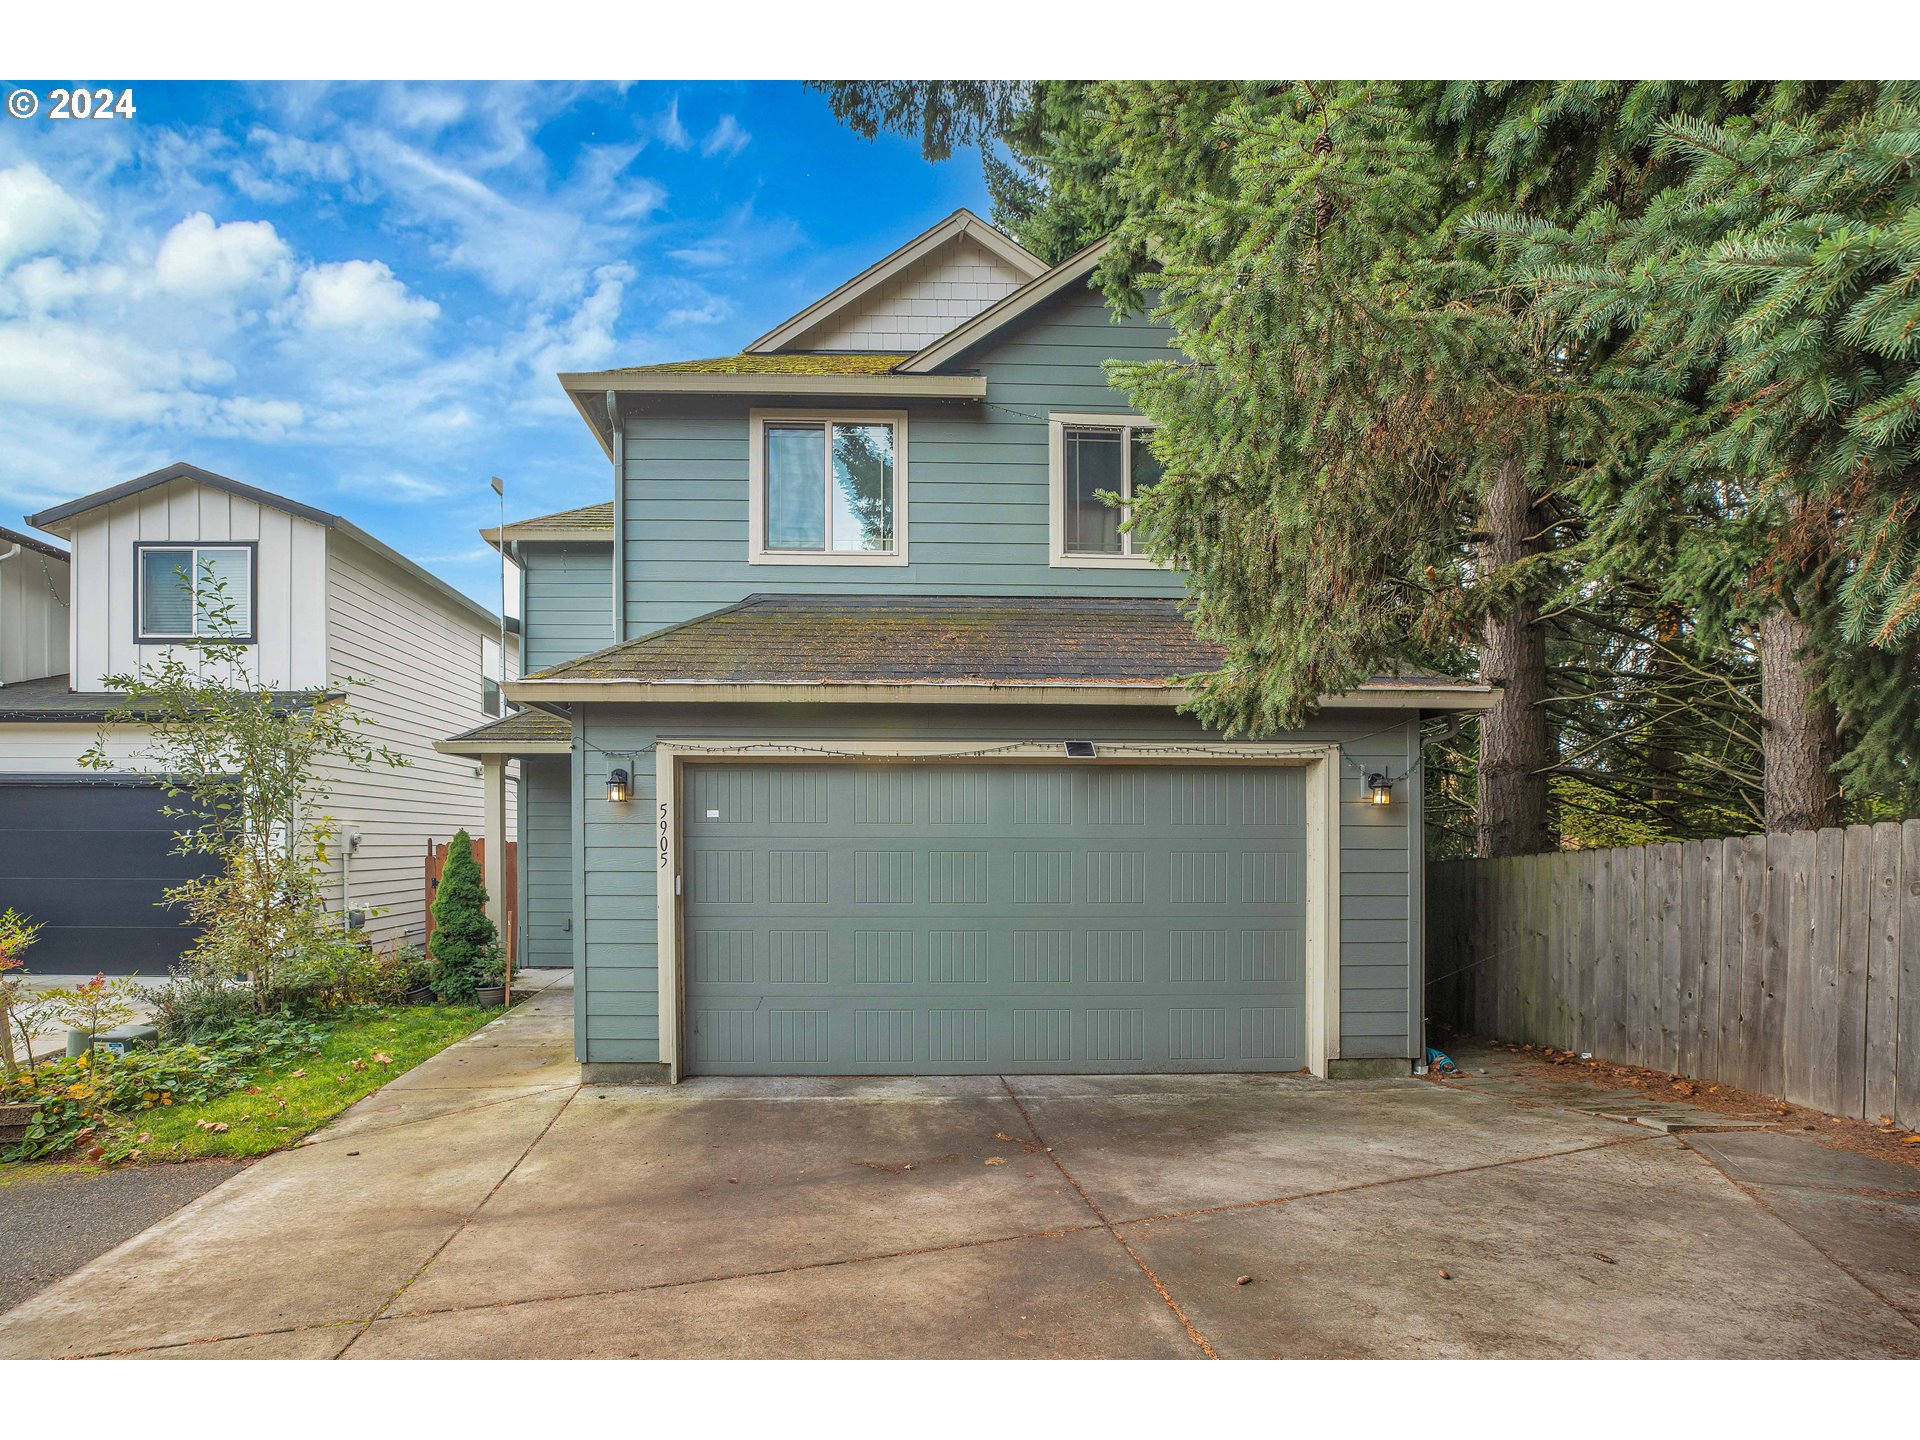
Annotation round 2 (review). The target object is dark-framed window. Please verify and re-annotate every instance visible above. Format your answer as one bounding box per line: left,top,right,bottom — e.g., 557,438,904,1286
134,542,257,644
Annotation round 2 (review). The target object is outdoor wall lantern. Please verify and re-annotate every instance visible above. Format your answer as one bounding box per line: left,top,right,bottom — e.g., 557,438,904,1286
607,766,631,804
1365,772,1394,806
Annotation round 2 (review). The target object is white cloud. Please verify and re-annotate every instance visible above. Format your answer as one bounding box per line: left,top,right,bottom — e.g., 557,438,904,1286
297,259,440,333
654,98,692,151
701,116,751,160
213,395,304,435
335,468,452,502
152,213,294,302
664,300,729,327
0,164,103,270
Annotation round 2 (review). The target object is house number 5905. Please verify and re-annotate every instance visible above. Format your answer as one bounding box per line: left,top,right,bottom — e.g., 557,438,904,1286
658,803,670,869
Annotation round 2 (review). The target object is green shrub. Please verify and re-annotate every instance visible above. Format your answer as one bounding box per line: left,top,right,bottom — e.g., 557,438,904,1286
152,973,257,1043
429,830,496,1003
1,1017,326,1161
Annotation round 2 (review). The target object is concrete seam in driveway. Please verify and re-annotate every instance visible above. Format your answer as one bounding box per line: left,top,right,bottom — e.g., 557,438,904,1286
333,1082,584,1358
999,1077,1220,1359
1683,1155,1920,1331
1104,1131,1660,1227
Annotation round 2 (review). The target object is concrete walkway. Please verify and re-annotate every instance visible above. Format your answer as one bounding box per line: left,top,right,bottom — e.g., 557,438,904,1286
2,981,1915,1359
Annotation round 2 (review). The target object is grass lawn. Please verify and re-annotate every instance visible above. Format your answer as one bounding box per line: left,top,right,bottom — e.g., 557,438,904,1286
138,1004,494,1160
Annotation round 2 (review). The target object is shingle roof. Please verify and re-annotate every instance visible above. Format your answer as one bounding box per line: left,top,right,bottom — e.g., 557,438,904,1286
439,707,572,749
607,353,910,377
499,500,614,532
0,674,331,723
524,594,1484,694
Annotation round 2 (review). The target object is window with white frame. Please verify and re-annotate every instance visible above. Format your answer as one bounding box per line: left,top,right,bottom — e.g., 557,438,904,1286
1048,414,1164,567
134,542,255,642
748,410,908,565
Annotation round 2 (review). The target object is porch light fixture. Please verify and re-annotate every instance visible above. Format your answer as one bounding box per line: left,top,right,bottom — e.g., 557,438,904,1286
607,767,631,804
1365,772,1393,806
1063,740,1097,758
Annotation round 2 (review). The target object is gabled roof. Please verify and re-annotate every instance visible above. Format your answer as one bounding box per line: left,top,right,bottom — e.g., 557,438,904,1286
25,462,505,634
744,209,1045,354
436,706,571,756
0,524,67,561
602,354,909,377
483,500,614,547
509,594,1496,710
899,236,1112,373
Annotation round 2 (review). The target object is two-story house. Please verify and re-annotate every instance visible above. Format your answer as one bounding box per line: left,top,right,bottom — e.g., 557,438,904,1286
2,463,517,973
442,209,1494,1082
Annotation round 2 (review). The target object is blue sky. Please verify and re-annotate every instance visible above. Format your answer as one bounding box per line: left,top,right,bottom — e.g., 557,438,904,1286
0,81,989,605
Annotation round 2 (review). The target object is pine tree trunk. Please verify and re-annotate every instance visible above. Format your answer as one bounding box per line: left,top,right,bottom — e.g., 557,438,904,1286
1646,604,1684,835
1476,457,1551,858
1758,609,1841,833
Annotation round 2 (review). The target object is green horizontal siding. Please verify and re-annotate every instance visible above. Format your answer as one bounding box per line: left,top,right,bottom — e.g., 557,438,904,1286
520,542,612,671
618,286,1187,637
569,703,1421,1066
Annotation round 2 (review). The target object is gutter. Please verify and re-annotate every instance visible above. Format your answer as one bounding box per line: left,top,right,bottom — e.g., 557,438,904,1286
503,677,1502,711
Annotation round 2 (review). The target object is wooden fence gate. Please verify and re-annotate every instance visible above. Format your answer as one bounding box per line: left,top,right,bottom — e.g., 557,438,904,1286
1428,821,1919,1127
424,837,518,964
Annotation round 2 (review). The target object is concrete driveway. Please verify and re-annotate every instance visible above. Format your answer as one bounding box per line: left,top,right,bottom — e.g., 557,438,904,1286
1,978,1915,1359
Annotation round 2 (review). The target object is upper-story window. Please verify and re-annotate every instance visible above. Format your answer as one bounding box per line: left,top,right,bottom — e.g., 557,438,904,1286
482,635,504,717
134,542,255,643
748,409,909,567
1048,413,1165,569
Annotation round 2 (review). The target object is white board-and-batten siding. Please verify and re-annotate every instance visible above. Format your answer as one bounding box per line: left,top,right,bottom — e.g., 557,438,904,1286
0,544,70,686
66,477,328,692
319,536,517,947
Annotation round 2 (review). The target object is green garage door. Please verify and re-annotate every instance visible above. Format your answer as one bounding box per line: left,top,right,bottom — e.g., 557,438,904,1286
682,763,1307,1075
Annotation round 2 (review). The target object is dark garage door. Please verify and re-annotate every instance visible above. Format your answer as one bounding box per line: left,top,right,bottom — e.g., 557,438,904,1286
682,762,1308,1075
0,779,211,975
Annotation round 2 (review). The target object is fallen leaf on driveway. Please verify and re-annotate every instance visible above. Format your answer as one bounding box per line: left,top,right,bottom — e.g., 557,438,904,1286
984,1157,1006,1166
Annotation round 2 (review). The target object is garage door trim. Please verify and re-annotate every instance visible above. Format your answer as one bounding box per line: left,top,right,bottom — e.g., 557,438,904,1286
651,739,1343,1082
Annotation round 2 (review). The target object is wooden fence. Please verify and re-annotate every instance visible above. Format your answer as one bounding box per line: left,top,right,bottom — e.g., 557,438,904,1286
1427,820,1920,1127
424,837,518,964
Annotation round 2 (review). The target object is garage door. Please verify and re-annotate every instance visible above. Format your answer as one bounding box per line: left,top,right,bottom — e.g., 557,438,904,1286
0,779,210,974
682,763,1307,1075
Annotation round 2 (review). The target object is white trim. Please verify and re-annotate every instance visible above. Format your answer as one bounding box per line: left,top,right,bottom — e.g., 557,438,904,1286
652,738,1343,1083
1046,411,1166,570
433,737,571,757
900,237,1111,374
745,210,1046,354
746,409,910,568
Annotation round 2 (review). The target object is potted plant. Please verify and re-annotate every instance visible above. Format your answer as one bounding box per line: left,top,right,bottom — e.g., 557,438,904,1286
475,940,508,1008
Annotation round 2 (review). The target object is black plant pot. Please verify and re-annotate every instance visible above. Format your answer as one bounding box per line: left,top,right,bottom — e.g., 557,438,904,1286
476,984,507,1008
405,985,436,1006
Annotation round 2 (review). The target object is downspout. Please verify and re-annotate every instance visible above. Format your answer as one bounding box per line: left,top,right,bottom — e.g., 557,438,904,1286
0,541,17,687
607,389,625,641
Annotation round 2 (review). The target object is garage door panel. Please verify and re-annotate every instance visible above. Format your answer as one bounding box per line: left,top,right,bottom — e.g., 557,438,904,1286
0,782,213,974
683,763,1310,1075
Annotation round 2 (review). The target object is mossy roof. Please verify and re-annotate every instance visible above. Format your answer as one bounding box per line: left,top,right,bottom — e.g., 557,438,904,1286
501,500,614,532
606,353,909,377
442,708,571,745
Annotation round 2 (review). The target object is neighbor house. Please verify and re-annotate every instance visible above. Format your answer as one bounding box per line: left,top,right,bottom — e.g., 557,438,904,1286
2,462,517,973
441,209,1494,1082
